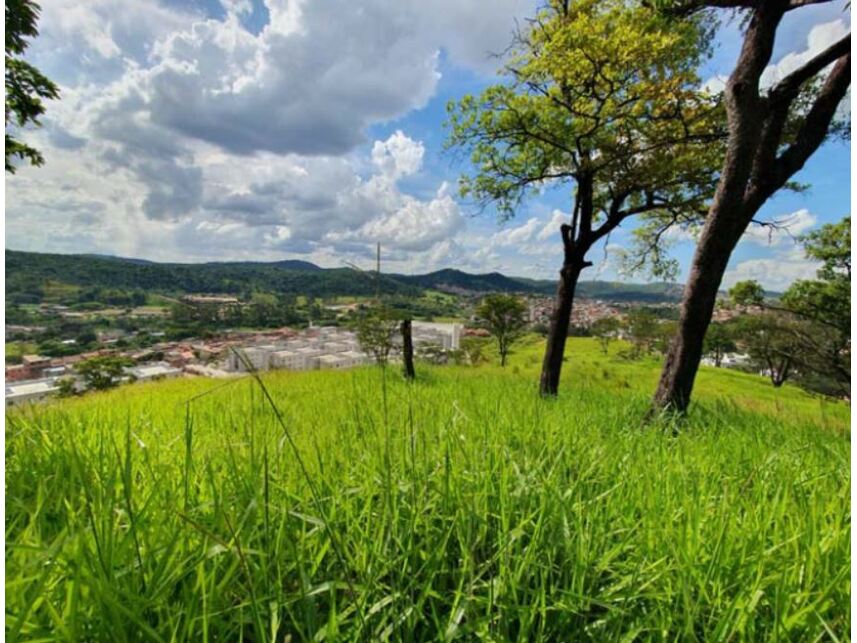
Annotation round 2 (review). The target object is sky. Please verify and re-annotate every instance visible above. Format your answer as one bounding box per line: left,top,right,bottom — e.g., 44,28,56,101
5,0,851,290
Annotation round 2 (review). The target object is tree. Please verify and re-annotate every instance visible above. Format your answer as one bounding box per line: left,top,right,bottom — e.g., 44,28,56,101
703,321,736,367
651,1,850,413
779,216,850,396
446,0,722,396
475,294,527,367
354,308,399,367
729,280,765,307
5,0,59,172
732,313,806,387
456,336,490,366
56,376,77,398
623,308,662,359
76,356,133,391
590,317,621,355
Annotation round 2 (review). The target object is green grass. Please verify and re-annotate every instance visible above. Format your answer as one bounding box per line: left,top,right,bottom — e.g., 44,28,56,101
5,339,850,641
5,341,39,363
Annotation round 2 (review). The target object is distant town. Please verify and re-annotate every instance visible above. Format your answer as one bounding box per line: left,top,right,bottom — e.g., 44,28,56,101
6,291,654,406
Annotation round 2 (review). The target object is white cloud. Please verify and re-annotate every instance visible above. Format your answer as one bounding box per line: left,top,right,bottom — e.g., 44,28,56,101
7,0,536,271
490,217,542,246
537,210,568,241
722,246,820,291
742,209,817,246
371,131,425,179
704,19,850,98
760,20,849,89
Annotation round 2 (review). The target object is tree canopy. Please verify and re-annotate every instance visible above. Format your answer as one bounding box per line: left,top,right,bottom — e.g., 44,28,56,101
475,294,528,367
5,0,59,173
446,0,723,252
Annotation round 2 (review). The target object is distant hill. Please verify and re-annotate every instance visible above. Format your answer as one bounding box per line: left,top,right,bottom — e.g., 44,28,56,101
394,268,682,302
5,249,684,304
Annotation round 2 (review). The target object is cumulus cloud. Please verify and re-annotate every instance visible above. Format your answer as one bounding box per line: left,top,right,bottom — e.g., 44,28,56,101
742,209,817,246
5,0,844,282
760,20,849,89
723,246,820,291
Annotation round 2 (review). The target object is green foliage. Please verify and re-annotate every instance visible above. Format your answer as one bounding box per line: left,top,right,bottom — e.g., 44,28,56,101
5,341,849,640
777,216,850,396
455,336,490,366
622,308,667,359
55,376,77,398
446,0,722,282
353,308,399,366
590,316,621,354
5,0,59,172
730,313,805,388
475,294,528,366
5,251,422,303
729,280,765,307
75,355,134,391
703,321,736,367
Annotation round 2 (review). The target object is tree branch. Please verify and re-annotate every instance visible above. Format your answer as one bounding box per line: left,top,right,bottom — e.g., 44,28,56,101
767,34,850,105
770,53,850,192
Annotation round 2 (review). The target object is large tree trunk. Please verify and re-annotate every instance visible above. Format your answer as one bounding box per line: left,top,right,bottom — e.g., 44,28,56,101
652,212,745,413
539,262,583,397
401,318,415,380
649,4,849,416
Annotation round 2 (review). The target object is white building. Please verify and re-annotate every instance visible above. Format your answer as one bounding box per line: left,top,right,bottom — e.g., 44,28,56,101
270,350,305,370
127,362,183,382
6,378,61,406
411,322,463,350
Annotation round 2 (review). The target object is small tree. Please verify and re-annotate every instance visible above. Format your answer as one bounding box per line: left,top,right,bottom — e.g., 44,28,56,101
475,294,527,367
354,308,399,367
5,0,59,172
623,309,661,359
779,217,850,396
590,317,621,355
456,336,490,366
703,321,736,367
55,376,77,398
76,356,133,391
729,280,765,307
732,313,804,388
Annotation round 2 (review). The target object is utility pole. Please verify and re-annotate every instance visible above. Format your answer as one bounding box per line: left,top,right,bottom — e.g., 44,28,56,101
375,242,381,305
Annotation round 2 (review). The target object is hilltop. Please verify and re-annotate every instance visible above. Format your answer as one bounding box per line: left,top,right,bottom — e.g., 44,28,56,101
6,249,684,303
6,338,849,640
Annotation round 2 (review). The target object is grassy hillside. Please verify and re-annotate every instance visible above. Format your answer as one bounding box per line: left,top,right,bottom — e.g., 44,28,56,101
6,339,849,641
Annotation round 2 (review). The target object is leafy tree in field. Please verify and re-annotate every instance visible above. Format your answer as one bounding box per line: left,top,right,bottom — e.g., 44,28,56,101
354,308,399,367
703,321,736,367
56,376,76,398
729,280,765,307
76,356,133,391
590,317,621,355
651,0,850,414
623,309,662,359
5,0,58,172
455,337,490,366
446,0,722,396
731,313,808,388
779,216,850,396
475,295,528,367
721,219,850,396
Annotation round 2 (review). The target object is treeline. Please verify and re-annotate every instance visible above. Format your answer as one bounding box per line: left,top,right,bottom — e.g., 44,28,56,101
6,250,686,306
5,250,421,303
